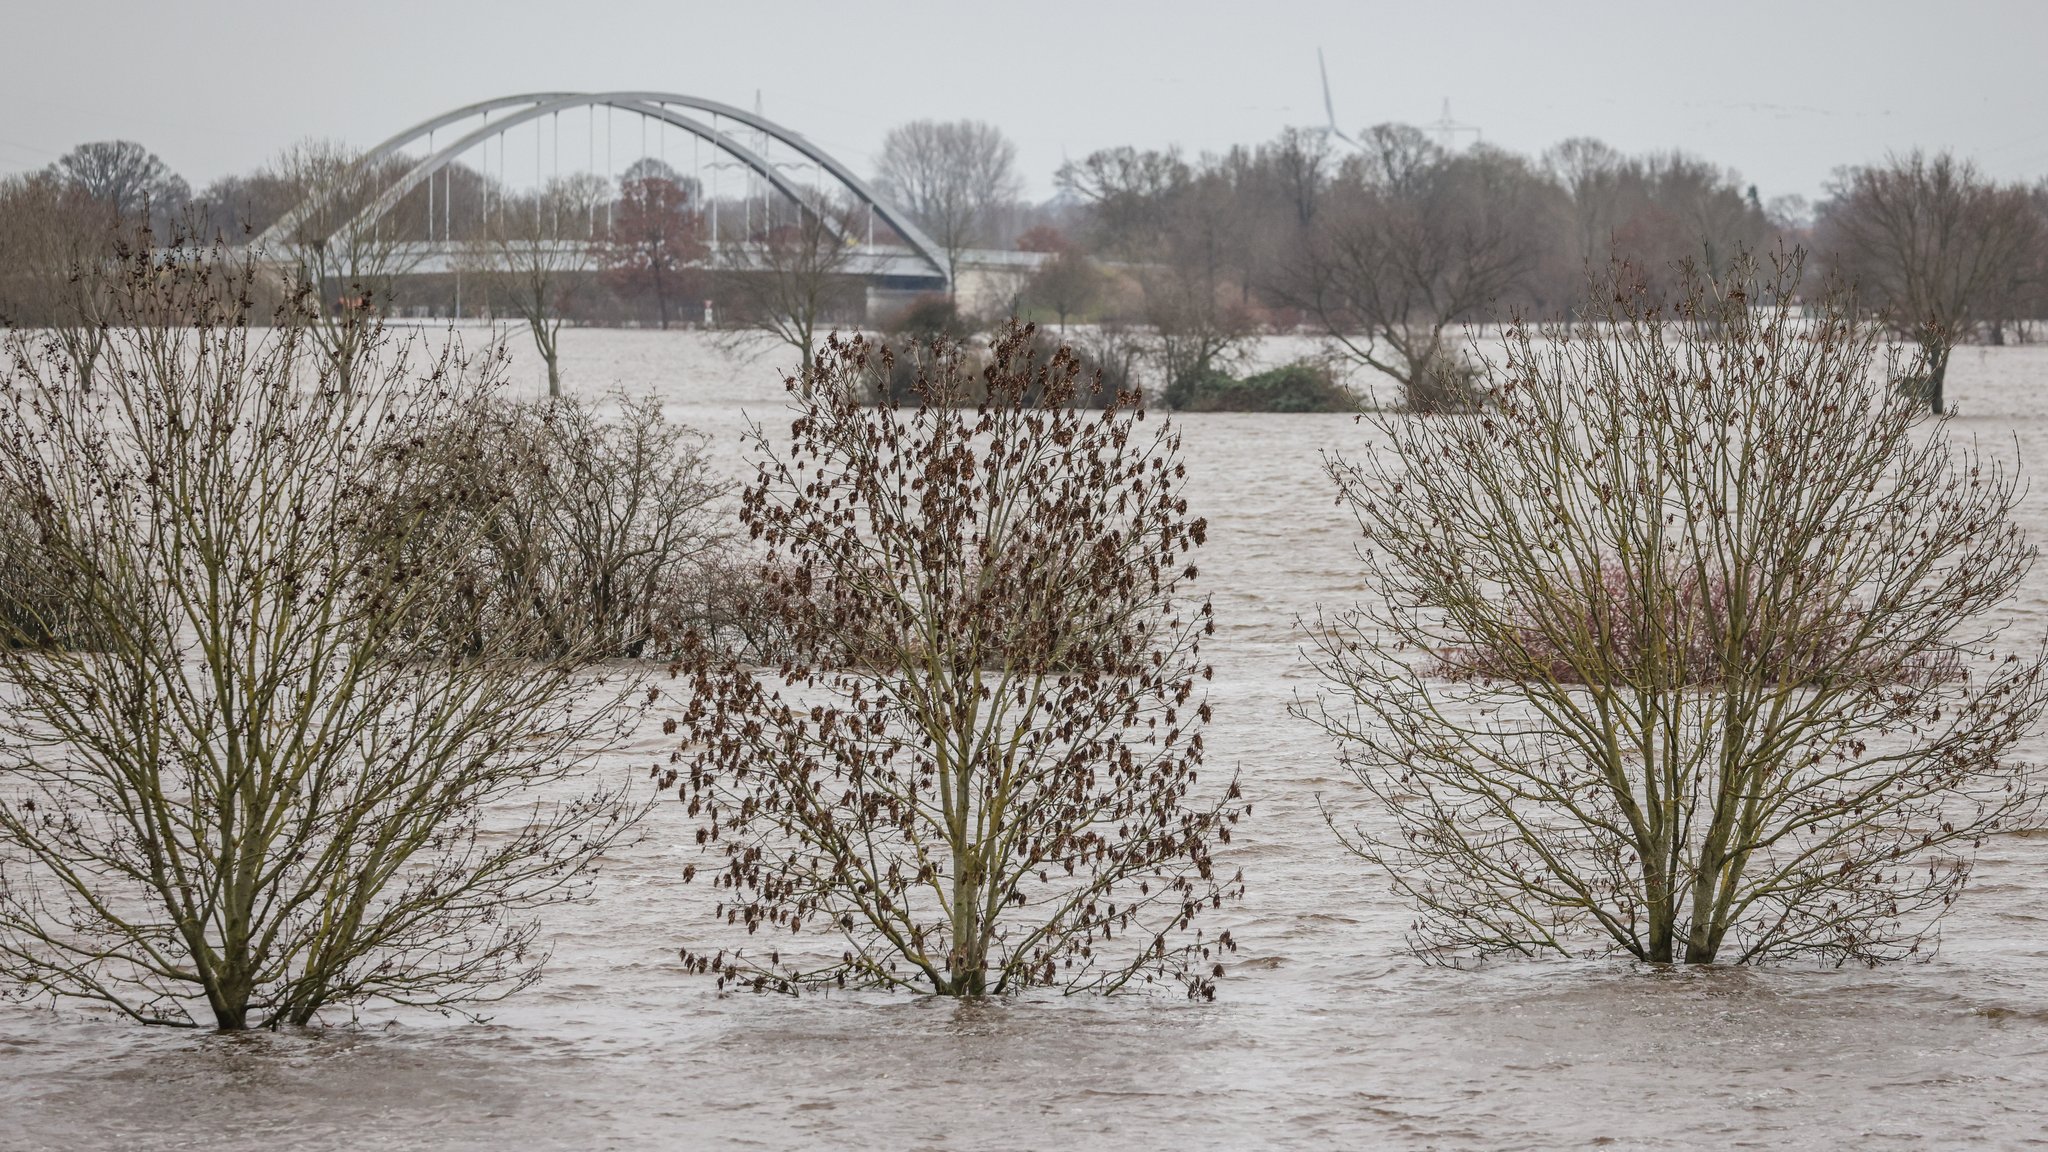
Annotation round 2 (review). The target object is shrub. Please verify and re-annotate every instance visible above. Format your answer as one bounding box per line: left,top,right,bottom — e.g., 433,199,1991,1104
868,317,1125,410
1399,351,1487,414
379,393,729,660
1165,360,1358,413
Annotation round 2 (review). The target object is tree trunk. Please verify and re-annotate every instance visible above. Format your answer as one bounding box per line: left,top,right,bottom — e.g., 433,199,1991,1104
1640,801,1679,964
948,845,985,995
1683,863,1726,964
206,965,253,1031
533,320,561,398
1927,344,1950,415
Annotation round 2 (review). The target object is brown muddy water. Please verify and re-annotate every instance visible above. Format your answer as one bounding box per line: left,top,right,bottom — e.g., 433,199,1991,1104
3,332,2047,1151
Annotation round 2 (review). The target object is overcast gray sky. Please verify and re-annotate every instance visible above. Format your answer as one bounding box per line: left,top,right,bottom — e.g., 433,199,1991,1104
4,0,2044,203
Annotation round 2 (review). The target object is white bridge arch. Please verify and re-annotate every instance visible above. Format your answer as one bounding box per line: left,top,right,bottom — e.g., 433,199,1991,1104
255,91,950,285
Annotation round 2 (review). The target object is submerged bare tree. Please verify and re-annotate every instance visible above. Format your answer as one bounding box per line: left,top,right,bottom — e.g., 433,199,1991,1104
0,239,641,1030
1277,128,1552,412
712,203,861,379
673,323,1244,997
262,140,419,389
1303,252,2043,966
1142,166,1258,399
1819,151,2043,414
472,174,607,397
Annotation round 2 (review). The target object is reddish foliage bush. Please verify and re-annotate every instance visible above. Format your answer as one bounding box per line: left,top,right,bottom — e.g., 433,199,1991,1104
1433,558,1961,688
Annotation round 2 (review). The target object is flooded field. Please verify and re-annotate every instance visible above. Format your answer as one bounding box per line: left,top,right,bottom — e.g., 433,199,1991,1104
4,330,2047,1151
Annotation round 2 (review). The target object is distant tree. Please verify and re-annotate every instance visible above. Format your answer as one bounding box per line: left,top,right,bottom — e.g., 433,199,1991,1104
0,172,119,382
190,170,297,241
1540,139,1772,310
875,120,1022,293
1056,146,1190,260
604,160,707,329
1025,248,1102,332
1543,137,1630,275
50,140,188,223
473,174,608,397
1819,151,2044,413
1013,225,1070,254
1013,226,1098,331
262,140,421,390
1145,165,1261,397
1264,128,1335,230
1304,252,2043,965
1217,130,1335,305
1622,153,1772,284
673,323,1244,997
2011,182,2048,343
713,202,861,381
1278,127,1552,411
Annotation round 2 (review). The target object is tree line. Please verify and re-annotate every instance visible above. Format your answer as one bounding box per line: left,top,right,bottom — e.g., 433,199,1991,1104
5,126,2043,414
1040,126,2048,414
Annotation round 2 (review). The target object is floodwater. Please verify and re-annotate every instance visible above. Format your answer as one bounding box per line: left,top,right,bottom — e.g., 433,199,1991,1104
4,331,2048,1151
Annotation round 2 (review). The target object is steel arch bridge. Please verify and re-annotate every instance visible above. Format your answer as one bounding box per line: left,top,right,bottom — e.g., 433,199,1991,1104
254,91,951,286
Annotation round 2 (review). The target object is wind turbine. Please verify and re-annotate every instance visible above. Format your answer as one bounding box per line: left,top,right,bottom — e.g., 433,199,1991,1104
1317,49,1361,150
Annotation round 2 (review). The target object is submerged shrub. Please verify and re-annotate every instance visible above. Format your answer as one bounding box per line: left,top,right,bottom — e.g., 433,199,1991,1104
379,393,730,660
1398,351,1487,414
866,305,1124,409
1434,558,1963,687
1165,360,1358,413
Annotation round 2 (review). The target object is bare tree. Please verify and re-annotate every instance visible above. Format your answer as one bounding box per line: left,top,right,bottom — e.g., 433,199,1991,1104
1303,252,2043,966
1278,127,1552,411
712,202,862,380
0,240,642,1030
1646,154,1772,279
0,172,120,383
875,120,1022,293
1544,137,1630,276
1144,166,1259,398
1056,146,1191,261
1024,247,1103,332
262,140,421,389
473,174,607,397
1820,151,2044,413
671,323,1245,997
